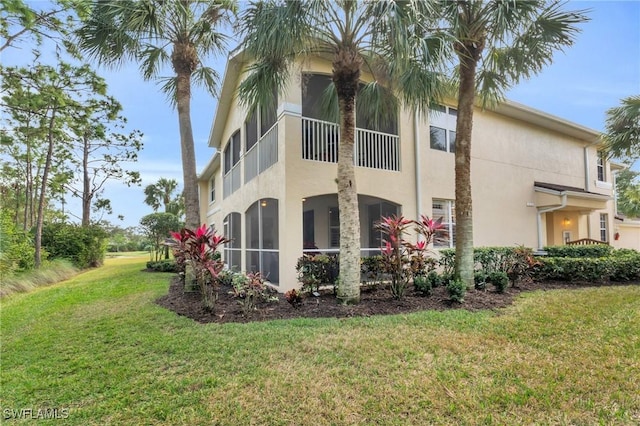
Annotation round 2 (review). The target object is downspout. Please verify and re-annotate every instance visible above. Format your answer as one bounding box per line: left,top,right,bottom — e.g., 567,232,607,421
414,109,422,225
536,193,567,250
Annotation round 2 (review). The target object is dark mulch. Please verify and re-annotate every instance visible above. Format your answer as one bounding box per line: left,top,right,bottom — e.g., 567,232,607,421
154,276,635,324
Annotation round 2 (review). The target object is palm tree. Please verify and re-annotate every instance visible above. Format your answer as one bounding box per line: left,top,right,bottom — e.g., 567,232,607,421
602,95,640,160
76,0,236,229
144,177,179,213
417,1,589,288
237,0,445,304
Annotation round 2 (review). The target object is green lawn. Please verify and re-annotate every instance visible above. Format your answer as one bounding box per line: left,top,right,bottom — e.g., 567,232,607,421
1,256,639,425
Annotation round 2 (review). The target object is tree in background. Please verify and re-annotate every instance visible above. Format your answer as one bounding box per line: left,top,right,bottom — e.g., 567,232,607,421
238,0,445,304
0,0,89,53
615,168,640,219
417,1,589,288
77,0,237,229
602,95,640,219
1,62,105,267
602,95,640,161
65,92,143,226
140,212,182,261
143,178,184,218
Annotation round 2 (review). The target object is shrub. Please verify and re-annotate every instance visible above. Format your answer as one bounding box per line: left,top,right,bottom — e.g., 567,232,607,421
376,215,413,300
474,271,488,290
413,274,432,296
534,251,640,283
543,244,613,258
296,254,338,293
0,212,36,277
376,214,444,300
146,260,179,273
487,271,509,293
446,278,466,303
167,224,230,311
438,249,456,275
284,289,303,308
41,223,107,268
534,257,612,282
361,255,385,288
608,251,640,281
231,272,275,315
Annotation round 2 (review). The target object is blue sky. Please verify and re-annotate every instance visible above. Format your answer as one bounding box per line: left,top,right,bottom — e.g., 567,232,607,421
3,1,640,228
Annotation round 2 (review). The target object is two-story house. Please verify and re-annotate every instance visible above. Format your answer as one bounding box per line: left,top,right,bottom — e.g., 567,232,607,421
198,50,619,290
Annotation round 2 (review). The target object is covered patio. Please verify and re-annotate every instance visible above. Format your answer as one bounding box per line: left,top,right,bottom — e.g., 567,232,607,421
302,194,401,257
534,182,612,248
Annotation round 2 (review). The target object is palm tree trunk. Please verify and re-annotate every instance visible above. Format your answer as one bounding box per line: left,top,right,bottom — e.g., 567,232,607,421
454,47,480,289
334,48,362,304
175,69,200,229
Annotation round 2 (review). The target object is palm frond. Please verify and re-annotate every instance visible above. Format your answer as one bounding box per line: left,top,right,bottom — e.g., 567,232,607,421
603,95,640,160
237,60,290,115
357,80,398,131
75,0,141,68
490,1,589,85
317,82,339,124
192,66,220,98
157,76,178,108
138,43,170,81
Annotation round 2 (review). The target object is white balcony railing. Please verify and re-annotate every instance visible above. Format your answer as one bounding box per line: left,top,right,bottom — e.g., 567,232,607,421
302,117,400,171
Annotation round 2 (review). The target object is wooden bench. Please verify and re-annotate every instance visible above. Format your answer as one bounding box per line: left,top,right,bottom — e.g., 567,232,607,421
566,238,609,246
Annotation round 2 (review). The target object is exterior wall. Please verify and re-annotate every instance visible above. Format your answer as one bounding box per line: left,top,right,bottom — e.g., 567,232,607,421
199,55,621,291
613,221,640,250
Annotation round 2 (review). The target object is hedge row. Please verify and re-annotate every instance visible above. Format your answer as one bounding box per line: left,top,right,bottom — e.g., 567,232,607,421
542,244,613,258
297,246,640,287
534,251,640,282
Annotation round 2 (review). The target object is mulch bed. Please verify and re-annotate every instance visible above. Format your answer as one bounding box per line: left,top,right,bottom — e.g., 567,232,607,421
154,275,635,324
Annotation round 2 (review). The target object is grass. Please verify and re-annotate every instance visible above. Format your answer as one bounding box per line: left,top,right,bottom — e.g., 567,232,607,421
0,259,79,298
1,257,639,425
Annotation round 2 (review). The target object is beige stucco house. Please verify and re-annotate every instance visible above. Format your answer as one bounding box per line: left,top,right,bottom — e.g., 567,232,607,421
198,50,626,290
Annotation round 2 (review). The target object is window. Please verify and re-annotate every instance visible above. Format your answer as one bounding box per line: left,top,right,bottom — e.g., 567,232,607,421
600,213,608,242
329,207,340,248
246,199,279,283
223,213,241,270
597,151,606,182
245,111,258,152
244,91,278,183
429,105,457,153
432,199,455,248
223,130,241,198
368,202,399,249
210,178,216,203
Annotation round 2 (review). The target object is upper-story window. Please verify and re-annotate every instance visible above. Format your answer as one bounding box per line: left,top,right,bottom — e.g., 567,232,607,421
429,105,457,153
223,130,241,198
597,151,606,182
209,177,215,203
245,89,277,152
224,130,241,174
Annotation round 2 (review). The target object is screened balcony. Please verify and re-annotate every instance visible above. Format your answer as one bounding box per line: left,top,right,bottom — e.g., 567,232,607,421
301,73,400,172
302,117,400,171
